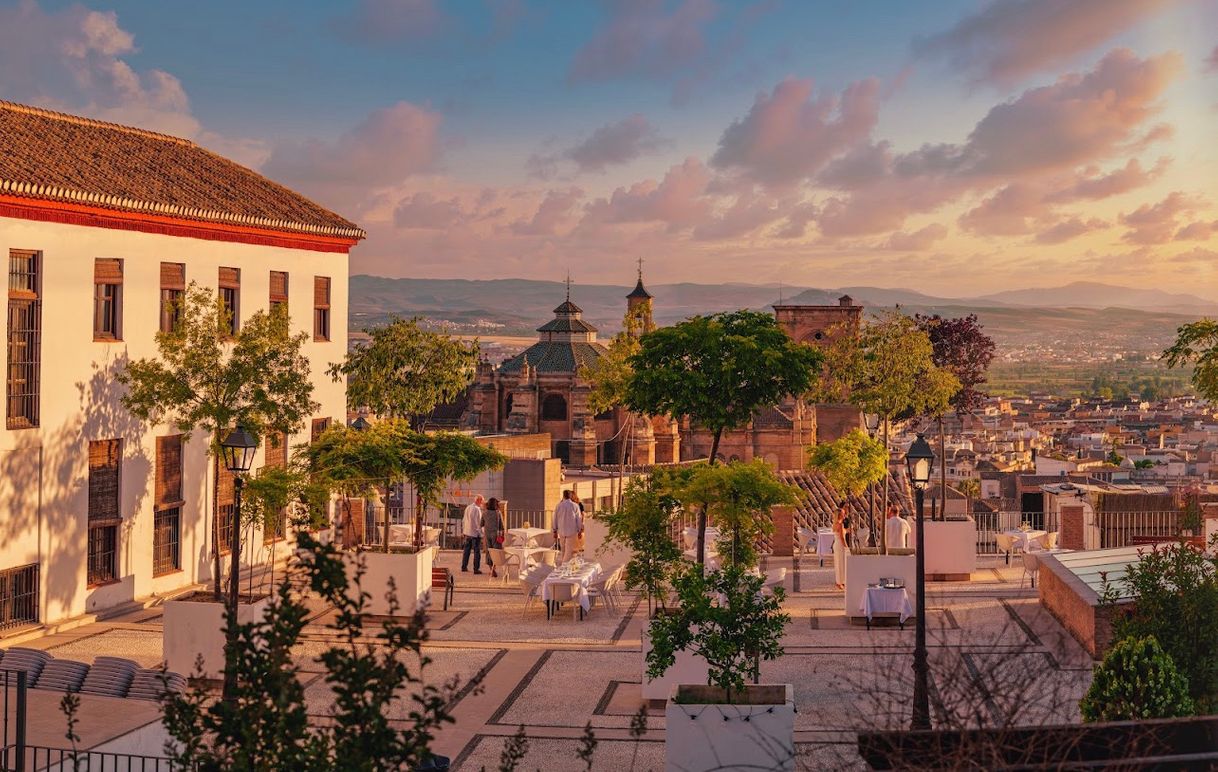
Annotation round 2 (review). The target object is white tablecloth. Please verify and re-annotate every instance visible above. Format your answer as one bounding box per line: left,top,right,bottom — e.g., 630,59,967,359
816,529,836,557
509,545,553,567
1004,529,1048,551
861,587,913,623
683,526,721,550
507,527,549,547
542,562,601,612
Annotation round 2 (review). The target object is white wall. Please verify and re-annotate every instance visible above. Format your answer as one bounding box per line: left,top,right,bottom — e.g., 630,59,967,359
0,215,349,626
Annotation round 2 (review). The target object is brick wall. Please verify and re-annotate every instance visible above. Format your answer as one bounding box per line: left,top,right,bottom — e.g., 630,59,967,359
1060,505,1085,550
478,432,552,459
771,506,794,556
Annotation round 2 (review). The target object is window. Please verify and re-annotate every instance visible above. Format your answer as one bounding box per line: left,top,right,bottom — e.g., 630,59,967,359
313,276,331,341
541,393,568,421
0,563,39,632
270,271,288,315
263,432,288,540
311,417,331,443
160,262,185,333
7,250,41,429
93,259,122,340
154,435,183,575
87,439,122,585
217,464,235,554
219,267,240,337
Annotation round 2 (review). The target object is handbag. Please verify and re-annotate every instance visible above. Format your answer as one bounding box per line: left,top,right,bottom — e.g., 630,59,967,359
496,533,505,546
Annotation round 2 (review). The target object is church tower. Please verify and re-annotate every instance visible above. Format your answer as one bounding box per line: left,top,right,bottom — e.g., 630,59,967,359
625,258,654,338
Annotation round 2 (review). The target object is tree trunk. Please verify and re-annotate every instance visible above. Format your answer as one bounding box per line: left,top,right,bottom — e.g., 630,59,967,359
616,412,633,511
211,439,222,600
383,482,391,553
881,418,890,554
939,414,947,522
698,427,723,565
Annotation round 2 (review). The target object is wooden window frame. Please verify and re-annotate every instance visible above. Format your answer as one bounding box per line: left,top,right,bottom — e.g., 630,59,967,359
270,270,289,316
160,262,185,334
7,250,41,429
313,276,331,342
93,259,123,341
219,267,240,337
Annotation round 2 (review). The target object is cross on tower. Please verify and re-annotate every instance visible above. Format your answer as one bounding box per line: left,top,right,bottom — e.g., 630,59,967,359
637,256,644,280
565,272,572,301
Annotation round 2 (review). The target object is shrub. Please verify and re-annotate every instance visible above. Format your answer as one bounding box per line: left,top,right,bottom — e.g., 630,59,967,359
1080,635,1194,722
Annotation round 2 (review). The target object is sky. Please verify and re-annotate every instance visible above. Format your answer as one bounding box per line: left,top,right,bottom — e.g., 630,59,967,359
2,0,1217,297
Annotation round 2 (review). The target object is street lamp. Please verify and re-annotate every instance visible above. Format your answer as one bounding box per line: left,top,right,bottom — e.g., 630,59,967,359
219,424,257,702
864,413,880,437
864,413,881,546
905,433,935,731
350,415,371,431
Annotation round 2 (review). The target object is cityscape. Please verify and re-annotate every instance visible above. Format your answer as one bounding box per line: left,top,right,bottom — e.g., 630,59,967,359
2,1,1218,770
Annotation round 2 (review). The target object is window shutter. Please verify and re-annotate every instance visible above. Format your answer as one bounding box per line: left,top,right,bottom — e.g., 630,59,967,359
218,267,240,289
94,259,122,284
270,271,288,304
217,464,235,507
314,277,330,308
311,417,330,443
160,262,185,290
155,435,183,507
88,439,121,522
264,432,287,468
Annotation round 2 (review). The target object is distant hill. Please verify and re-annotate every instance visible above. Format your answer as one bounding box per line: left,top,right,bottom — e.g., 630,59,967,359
976,282,1216,314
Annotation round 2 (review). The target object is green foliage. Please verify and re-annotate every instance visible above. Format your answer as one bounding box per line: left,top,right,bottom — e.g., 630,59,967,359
597,471,685,615
1080,635,1194,722
329,316,479,419
580,309,643,416
674,460,798,569
1106,450,1123,465
1134,459,1155,469
161,532,456,770
956,478,980,501
1104,539,1218,711
807,429,887,499
1180,497,1203,533
1163,319,1218,402
646,564,790,703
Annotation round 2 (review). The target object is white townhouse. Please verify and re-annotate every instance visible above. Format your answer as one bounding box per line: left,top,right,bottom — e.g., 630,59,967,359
0,101,363,633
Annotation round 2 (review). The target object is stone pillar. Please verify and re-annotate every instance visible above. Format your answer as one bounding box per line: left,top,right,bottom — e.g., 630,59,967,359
771,505,795,557
652,416,681,464
569,415,598,466
629,412,656,466
1060,505,1085,551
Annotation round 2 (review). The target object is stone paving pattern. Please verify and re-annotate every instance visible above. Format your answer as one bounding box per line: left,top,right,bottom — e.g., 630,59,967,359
3,551,1094,771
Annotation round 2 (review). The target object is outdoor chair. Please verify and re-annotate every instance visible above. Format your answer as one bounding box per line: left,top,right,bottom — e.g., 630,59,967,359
1044,532,1059,550
1020,549,1042,589
546,581,582,622
586,577,614,614
761,567,787,595
995,533,1017,564
31,659,89,693
796,527,815,556
487,547,521,584
0,647,50,684
520,564,553,614
431,567,455,611
533,533,556,549
536,548,559,566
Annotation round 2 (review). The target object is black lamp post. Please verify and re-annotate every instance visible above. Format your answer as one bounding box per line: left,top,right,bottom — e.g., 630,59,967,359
219,424,257,702
905,433,935,731
865,414,881,546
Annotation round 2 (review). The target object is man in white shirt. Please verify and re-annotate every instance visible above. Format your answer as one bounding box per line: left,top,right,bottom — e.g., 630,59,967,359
553,490,583,564
461,495,485,574
885,503,912,551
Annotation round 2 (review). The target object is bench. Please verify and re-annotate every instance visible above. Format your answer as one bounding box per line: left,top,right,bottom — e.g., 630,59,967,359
431,567,454,611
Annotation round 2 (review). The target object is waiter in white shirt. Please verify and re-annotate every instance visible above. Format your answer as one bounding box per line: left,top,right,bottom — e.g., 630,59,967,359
461,495,485,574
885,502,911,551
553,490,583,564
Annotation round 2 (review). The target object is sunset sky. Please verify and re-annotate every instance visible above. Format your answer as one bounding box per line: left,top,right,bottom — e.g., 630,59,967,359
2,0,1216,296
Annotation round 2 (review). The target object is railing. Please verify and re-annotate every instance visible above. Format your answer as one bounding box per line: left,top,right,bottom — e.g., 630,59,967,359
974,511,1061,554
1096,510,1181,549
359,504,555,550
0,564,39,632
1,669,27,772
18,746,177,771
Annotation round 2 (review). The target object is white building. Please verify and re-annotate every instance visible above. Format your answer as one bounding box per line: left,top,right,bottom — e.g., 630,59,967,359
0,102,362,633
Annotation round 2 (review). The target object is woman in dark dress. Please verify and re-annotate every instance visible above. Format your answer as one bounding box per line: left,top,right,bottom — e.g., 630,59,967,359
483,497,503,578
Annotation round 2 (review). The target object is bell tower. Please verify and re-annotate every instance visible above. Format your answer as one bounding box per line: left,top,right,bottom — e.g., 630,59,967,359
625,258,654,338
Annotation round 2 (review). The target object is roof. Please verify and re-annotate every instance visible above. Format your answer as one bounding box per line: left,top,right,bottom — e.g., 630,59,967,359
537,316,598,334
553,299,583,315
0,100,363,241
753,405,794,430
780,469,914,527
627,278,653,300
499,341,607,374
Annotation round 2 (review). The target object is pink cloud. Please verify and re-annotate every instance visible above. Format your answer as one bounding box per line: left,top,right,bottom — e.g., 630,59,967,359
509,187,584,236
959,183,1045,236
711,77,880,186
393,192,465,229
1175,219,1218,241
568,0,716,83
581,157,712,231
1207,45,1218,72
914,0,1178,86
692,191,787,241
530,114,672,178
1034,217,1107,244
1171,247,1218,263
884,223,949,250
1048,157,1168,202
1119,191,1199,244
330,0,445,44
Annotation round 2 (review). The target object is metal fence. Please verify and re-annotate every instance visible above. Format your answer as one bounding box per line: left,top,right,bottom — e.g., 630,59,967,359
16,746,177,771
1095,510,1181,549
1,669,27,772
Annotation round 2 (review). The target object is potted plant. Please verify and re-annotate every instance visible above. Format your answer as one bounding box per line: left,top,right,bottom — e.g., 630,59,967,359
647,564,794,772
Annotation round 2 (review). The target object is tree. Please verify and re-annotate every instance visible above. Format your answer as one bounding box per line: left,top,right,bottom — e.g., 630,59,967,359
915,314,995,512
957,478,981,515
580,307,644,507
119,283,318,598
675,460,798,569
626,310,821,562
646,564,790,704
1163,319,1218,401
597,471,686,616
1079,635,1194,722
808,429,888,499
328,316,478,423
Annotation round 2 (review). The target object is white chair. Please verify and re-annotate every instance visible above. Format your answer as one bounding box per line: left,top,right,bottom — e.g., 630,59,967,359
995,533,1017,564
546,581,582,622
520,564,553,614
488,548,521,585
1044,532,1059,550
534,533,557,549
1020,549,1042,589
796,527,815,556
586,576,615,614
761,567,787,596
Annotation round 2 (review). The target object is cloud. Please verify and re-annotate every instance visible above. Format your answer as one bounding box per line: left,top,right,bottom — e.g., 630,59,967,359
581,157,712,231
509,187,584,235
1171,247,1218,263
568,0,717,83
1119,191,1199,244
1047,157,1168,202
1034,217,1107,244
711,77,880,186
393,192,466,229
692,191,787,241
263,102,443,209
529,114,672,178
330,0,445,44
959,183,1045,236
913,0,1178,86
1207,45,1218,72
884,224,949,250
1175,219,1218,241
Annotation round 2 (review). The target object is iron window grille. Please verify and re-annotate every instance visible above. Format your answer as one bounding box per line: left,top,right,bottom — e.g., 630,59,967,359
153,507,181,575
7,251,40,429
0,563,39,631
86,526,117,585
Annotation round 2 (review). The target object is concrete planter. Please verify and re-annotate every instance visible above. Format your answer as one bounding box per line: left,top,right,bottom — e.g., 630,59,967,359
641,627,710,701
163,594,271,680
845,553,918,621
913,519,978,580
665,684,795,772
346,547,436,616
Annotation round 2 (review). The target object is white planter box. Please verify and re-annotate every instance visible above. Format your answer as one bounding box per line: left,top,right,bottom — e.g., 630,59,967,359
913,519,977,579
665,684,795,772
163,595,271,680
641,628,710,701
346,547,436,616
845,554,917,619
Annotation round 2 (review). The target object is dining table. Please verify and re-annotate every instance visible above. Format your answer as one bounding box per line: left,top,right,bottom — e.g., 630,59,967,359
541,561,602,620
507,527,550,547
1003,529,1048,551
860,586,913,629
815,528,836,566
508,544,554,568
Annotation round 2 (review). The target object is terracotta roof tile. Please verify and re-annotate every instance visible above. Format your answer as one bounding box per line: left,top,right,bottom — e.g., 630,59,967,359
0,101,363,240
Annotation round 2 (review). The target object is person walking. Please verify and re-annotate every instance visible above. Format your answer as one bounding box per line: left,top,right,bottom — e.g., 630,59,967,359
483,497,503,578
553,490,583,564
832,501,850,590
885,502,911,551
461,495,484,574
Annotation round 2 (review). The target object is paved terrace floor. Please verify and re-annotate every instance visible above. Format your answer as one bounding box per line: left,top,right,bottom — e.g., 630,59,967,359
4,552,1095,771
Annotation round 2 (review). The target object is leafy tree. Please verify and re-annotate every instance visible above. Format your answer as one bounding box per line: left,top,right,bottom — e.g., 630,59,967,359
807,429,888,499
646,564,790,704
1134,459,1155,469
597,470,686,616
1104,539,1218,711
162,532,457,770
626,310,821,562
957,477,981,513
580,306,645,505
674,460,798,569
328,316,479,423
1163,320,1218,401
119,283,318,598
1080,635,1194,722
